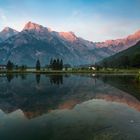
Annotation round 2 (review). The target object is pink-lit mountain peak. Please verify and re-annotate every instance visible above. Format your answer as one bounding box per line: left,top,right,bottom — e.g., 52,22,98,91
0,27,18,41
58,31,77,42
1,27,17,33
127,30,140,40
2,27,12,32
23,21,44,31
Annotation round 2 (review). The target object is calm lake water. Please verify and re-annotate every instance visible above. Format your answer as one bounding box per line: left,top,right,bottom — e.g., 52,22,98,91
0,73,140,140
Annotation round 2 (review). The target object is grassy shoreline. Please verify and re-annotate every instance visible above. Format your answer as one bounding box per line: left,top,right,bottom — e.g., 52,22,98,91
0,68,139,74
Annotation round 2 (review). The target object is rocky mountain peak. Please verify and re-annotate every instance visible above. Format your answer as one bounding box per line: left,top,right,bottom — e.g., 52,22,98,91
0,27,18,41
23,21,44,31
127,30,140,40
1,27,18,33
58,31,77,42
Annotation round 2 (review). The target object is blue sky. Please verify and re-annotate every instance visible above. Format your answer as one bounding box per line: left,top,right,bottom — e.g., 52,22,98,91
0,0,140,41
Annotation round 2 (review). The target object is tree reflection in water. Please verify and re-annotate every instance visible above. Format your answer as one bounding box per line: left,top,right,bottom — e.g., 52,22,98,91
36,74,41,84
5,73,63,85
49,75,63,85
6,73,14,82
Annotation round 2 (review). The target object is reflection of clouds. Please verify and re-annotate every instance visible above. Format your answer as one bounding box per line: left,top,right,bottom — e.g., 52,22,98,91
58,100,79,110
0,74,140,121
95,94,140,112
35,85,44,91
0,99,140,140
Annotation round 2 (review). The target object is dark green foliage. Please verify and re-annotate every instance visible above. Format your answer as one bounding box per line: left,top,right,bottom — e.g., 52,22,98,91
131,53,140,67
36,74,41,84
6,60,14,71
100,41,140,68
60,59,63,70
49,58,63,70
49,75,63,85
95,63,101,71
6,73,14,82
15,65,19,70
19,65,27,71
36,59,41,70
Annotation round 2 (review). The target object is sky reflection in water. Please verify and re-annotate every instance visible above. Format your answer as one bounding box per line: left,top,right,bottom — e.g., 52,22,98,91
0,74,140,140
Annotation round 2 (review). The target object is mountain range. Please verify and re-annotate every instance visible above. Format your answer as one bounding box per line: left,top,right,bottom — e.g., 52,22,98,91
0,27,18,42
0,21,140,66
100,40,140,68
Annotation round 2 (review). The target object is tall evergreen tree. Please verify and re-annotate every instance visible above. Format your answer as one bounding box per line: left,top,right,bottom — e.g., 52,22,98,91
49,58,63,70
56,58,60,70
36,59,41,71
132,53,140,67
60,59,63,70
6,60,14,71
52,59,57,70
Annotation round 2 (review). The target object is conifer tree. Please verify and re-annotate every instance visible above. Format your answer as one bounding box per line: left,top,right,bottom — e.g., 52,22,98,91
36,59,41,71
6,60,14,71
60,59,63,70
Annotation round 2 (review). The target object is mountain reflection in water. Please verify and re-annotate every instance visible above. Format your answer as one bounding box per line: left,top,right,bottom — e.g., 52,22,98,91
0,74,140,140
5,73,64,85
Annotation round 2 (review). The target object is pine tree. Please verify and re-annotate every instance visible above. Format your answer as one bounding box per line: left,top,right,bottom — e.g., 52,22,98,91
6,60,14,71
50,58,53,69
36,59,41,71
52,59,56,70
60,59,63,70
49,58,63,70
56,58,60,70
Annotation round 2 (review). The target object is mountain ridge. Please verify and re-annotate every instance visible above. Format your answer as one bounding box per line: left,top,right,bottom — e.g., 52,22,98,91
100,40,140,68
0,27,18,42
0,21,140,66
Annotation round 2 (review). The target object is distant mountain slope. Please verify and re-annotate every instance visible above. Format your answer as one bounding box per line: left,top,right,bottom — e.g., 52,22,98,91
100,41,140,68
0,21,140,66
96,30,140,52
0,27,18,42
0,22,113,66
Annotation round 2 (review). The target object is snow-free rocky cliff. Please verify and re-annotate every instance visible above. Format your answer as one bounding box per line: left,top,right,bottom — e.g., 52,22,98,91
0,22,140,66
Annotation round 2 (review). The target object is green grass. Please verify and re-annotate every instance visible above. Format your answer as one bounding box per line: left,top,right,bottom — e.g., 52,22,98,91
0,68,140,74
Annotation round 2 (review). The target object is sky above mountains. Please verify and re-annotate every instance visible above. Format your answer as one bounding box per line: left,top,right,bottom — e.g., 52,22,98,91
0,0,140,42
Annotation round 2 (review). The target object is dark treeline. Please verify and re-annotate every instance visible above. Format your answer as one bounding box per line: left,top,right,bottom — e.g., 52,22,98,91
100,53,140,68
7,60,27,71
36,59,41,71
6,58,64,71
100,41,140,69
49,75,63,85
49,58,63,70
5,73,63,85
6,60,14,70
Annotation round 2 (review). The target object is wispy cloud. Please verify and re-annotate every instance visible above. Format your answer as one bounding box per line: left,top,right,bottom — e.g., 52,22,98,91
0,0,140,41
0,8,8,27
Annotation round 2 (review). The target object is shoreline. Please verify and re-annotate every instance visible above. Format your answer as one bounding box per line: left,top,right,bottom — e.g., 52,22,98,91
0,69,139,75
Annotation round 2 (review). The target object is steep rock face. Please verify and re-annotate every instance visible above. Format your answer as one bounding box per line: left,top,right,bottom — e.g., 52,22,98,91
23,21,44,31
0,22,112,65
0,26,76,65
99,40,140,68
0,22,140,66
0,27,18,42
96,30,140,52
58,32,77,42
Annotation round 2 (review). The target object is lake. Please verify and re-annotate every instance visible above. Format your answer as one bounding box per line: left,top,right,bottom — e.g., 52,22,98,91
0,73,140,140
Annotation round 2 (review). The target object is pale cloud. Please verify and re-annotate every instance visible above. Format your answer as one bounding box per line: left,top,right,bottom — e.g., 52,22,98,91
0,7,140,42
0,8,8,27
52,12,140,42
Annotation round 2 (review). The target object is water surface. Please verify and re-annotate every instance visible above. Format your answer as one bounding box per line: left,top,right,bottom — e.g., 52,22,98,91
0,74,140,140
